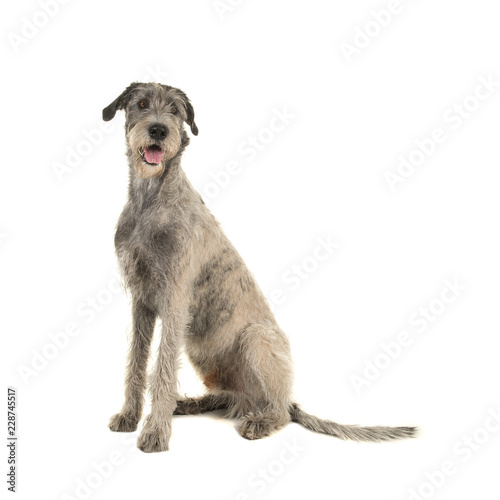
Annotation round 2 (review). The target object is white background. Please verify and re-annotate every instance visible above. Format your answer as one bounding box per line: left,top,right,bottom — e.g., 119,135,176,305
2,1,500,499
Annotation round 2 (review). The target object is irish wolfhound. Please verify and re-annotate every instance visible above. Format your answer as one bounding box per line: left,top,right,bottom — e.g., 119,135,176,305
103,82,416,453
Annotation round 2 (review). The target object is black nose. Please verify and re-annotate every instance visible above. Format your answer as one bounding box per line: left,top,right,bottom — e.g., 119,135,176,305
149,124,168,140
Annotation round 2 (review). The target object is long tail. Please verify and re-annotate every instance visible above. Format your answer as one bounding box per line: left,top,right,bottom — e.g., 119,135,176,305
289,403,417,443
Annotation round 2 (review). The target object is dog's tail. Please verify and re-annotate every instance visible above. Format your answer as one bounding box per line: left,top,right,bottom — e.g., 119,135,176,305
289,403,417,443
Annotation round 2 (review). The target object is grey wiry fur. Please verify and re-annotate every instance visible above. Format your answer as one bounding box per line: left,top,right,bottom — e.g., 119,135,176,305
104,82,417,452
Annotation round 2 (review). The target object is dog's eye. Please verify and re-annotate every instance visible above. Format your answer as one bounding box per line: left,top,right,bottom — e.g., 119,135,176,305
171,106,177,114
138,100,148,109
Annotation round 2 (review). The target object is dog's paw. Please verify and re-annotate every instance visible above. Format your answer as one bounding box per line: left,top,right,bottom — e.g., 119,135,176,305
137,428,170,453
239,413,274,440
108,413,138,433
173,398,200,415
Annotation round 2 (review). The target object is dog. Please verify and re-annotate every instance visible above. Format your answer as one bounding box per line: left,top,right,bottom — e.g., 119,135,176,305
103,82,416,452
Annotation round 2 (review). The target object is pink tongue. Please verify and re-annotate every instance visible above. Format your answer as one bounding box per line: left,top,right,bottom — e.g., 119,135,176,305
144,148,163,164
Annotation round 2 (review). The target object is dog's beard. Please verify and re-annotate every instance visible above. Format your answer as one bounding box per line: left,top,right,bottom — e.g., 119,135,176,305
133,153,166,179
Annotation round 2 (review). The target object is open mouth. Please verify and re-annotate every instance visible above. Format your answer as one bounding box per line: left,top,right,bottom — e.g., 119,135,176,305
140,145,164,165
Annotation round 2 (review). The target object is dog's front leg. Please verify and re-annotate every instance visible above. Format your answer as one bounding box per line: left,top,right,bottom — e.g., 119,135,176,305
136,290,187,453
109,298,156,432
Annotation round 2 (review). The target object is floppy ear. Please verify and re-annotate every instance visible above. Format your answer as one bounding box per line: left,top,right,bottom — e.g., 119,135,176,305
102,82,140,121
179,91,198,136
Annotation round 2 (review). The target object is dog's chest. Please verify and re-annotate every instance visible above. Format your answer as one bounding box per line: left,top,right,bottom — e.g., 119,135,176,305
114,207,178,298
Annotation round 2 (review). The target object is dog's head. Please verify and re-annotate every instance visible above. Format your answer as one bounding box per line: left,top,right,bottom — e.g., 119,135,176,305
102,82,198,179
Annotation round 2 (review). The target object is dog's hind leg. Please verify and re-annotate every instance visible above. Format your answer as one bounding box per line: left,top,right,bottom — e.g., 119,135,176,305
236,322,294,440
174,392,235,415
109,299,156,432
